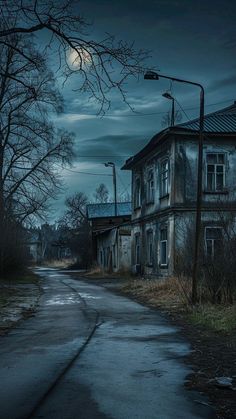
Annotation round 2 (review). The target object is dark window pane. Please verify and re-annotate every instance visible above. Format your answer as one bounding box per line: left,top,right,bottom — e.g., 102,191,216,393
207,173,214,190
161,241,167,264
218,154,224,164
160,228,167,241
216,165,224,173
207,164,215,173
207,154,217,163
216,173,224,190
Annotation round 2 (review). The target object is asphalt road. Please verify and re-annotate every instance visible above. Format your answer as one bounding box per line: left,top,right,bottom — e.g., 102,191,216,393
0,268,215,419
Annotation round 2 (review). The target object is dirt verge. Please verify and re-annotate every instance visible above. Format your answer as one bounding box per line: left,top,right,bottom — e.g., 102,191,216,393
0,270,41,335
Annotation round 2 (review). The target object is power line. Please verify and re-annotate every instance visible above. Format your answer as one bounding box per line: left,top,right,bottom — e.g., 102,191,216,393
61,167,112,176
64,99,234,118
76,155,131,158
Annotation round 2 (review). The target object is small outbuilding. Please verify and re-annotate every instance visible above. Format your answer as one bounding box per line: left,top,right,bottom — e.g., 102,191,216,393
87,202,132,272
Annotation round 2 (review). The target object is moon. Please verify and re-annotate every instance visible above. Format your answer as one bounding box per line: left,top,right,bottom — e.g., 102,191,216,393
69,48,92,68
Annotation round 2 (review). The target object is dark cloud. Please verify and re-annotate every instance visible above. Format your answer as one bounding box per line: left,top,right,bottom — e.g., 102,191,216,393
208,74,236,93
48,0,236,219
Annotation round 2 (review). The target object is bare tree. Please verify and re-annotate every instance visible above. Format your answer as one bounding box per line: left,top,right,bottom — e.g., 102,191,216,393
0,0,149,111
59,192,89,229
0,36,74,271
58,192,92,268
94,183,109,203
161,110,182,128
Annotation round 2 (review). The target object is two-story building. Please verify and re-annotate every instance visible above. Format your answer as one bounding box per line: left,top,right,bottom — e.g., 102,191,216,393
122,102,236,277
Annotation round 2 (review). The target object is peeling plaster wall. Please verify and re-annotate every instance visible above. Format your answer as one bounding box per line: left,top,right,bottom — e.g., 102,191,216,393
96,227,131,272
129,133,236,278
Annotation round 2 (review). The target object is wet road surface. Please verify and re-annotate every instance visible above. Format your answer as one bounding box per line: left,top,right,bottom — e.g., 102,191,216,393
0,268,215,419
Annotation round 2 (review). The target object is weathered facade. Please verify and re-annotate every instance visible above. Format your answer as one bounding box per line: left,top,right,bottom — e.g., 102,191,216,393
96,224,131,272
87,202,131,272
122,102,236,277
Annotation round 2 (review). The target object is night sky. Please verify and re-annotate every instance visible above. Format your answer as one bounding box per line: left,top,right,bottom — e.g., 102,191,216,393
49,0,236,220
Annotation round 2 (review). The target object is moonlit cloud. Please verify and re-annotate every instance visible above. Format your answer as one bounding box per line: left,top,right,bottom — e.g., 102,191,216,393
48,0,236,220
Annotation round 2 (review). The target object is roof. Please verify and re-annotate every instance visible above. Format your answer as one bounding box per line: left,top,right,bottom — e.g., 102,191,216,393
122,101,236,170
177,101,236,132
87,202,132,219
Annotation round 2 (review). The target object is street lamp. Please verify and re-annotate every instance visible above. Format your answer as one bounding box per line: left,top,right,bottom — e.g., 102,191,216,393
162,91,175,126
144,70,205,304
104,162,117,217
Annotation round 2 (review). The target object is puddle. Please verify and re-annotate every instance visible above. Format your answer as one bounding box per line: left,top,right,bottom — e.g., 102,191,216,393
45,295,80,305
79,293,101,300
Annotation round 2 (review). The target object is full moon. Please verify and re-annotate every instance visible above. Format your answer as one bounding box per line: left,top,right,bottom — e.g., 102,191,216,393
69,48,92,68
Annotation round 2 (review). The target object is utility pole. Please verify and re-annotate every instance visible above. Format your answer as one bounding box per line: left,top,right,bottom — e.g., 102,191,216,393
104,162,117,216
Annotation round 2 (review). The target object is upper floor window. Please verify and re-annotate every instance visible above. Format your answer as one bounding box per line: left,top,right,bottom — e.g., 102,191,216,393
206,153,226,192
205,227,223,259
146,169,154,203
147,230,153,265
160,227,168,266
160,159,169,197
134,177,141,208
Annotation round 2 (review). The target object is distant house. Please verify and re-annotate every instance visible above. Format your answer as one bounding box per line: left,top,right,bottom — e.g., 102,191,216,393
87,202,132,272
122,102,236,277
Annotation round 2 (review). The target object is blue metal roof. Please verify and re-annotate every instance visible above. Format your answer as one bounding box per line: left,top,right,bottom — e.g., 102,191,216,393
178,102,236,132
87,202,132,219
122,102,236,170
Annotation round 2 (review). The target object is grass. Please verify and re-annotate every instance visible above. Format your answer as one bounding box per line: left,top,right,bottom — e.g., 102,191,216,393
122,276,236,334
188,304,236,333
122,276,190,309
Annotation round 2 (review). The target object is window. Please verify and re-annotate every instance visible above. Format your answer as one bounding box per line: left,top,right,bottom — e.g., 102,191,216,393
160,227,168,266
147,169,154,203
112,245,116,268
134,177,141,208
206,153,225,192
100,251,103,266
205,227,223,258
147,230,153,265
160,160,169,197
135,234,140,264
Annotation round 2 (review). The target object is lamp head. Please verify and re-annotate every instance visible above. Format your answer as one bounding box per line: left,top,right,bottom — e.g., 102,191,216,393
144,70,159,80
104,162,114,167
162,92,174,100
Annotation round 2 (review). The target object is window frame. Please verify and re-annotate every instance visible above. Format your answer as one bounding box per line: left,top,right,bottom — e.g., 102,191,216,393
160,226,168,267
134,176,141,209
205,226,223,259
146,230,153,266
160,159,169,198
146,168,154,203
205,153,226,192
135,233,140,265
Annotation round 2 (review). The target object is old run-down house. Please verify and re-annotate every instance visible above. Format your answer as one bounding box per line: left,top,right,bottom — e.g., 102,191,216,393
87,202,132,272
122,102,236,277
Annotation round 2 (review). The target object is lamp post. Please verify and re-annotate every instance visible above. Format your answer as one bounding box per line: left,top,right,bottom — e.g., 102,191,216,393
144,71,205,304
104,162,117,217
162,92,175,126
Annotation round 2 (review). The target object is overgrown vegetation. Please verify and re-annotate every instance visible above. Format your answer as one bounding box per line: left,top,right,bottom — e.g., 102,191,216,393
122,277,236,334
175,215,236,305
